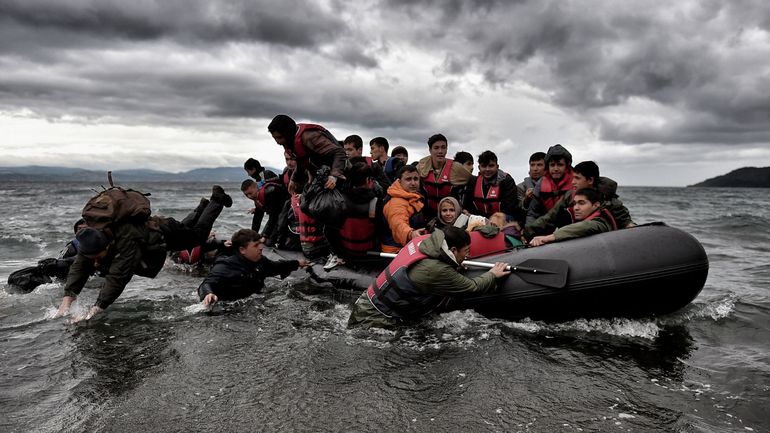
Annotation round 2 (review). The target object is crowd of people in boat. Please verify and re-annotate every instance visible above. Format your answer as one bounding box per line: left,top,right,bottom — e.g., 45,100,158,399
18,114,636,327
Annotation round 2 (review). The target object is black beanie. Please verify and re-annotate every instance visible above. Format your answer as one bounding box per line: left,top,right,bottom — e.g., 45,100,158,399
76,227,110,258
545,144,573,167
268,114,298,144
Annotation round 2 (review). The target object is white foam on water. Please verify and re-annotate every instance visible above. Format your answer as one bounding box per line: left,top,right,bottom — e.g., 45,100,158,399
501,317,661,340
183,303,209,315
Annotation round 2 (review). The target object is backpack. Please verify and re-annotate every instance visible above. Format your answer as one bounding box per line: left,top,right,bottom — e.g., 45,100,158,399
82,172,152,232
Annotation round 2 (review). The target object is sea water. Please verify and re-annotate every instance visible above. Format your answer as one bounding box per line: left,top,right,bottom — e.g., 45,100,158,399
1,182,768,432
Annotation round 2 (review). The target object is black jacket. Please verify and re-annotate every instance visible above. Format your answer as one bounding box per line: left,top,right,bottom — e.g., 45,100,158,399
197,253,299,302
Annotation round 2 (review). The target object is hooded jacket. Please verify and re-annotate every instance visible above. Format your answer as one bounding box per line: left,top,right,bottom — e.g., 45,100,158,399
347,229,499,328
382,179,425,252
197,253,299,302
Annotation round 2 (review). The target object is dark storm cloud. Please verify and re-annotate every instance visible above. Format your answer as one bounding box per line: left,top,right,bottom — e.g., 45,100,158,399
0,0,345,48
383,0,770,146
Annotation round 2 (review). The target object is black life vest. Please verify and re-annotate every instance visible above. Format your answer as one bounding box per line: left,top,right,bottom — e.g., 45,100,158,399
422,159,454,212
366,235,447,320
290,195,324,243
472,177,501,217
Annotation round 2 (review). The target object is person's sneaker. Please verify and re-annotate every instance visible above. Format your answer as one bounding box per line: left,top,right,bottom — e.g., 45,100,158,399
323,254,345,271
211,185,232,208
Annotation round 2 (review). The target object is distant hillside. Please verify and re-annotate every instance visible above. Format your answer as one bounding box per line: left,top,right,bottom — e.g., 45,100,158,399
689,166,770,187
0,165,280,182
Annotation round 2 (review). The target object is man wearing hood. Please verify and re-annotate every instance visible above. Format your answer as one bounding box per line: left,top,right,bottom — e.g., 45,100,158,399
348,226,510,329
267,114,347,194
463,150,524,224
526,144,575,226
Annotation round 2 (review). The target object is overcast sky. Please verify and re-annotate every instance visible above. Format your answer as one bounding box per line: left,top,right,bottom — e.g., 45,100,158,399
1,0,769,186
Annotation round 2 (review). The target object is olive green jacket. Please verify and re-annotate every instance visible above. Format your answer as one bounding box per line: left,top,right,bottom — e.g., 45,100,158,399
348,229,498,328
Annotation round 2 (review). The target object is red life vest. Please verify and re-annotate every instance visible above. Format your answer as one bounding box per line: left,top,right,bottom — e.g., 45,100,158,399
539,169,574,211
177,246,201,265
364,156,373,167
290,195,324,243
472,177,501,217
423,159,454,211
568,207,619,231
468,230,508,259
339,215,377,254
366,234,447,320
281,169,292,187
284,123,331,171
256,179,281,206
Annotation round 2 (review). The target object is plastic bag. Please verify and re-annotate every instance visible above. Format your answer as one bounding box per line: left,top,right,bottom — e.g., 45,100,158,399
300,166,348,227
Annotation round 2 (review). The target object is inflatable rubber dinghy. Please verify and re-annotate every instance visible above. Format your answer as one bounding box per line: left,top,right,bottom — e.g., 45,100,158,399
267,224,709,321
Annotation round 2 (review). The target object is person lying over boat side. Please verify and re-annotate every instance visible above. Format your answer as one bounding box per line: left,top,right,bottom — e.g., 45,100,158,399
348,226,510,329
380,165,428,254
56,185,232,323
523,161,635,241
528,188,617,247
198,229,307,306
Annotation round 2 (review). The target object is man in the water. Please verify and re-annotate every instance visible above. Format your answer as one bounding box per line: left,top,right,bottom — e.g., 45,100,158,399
198,229,307,306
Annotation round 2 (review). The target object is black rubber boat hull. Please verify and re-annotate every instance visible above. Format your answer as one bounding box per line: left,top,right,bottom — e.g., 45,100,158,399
268,224,709,321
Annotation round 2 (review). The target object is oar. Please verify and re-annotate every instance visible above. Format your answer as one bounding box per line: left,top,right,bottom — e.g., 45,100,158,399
371,252,569,289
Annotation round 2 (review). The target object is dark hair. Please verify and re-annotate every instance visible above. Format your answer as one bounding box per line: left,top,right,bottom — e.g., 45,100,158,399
529,152,546,163
427,133,447,148
441,226,471,250
369,137,390,154
244,158,262,171
391,146,408,158
231,229,263,250
73,218,86,234
574,188,601,204
241,179,256,192
396,164,418,179
573,161,600,183
454,151,473,165
477,150,498,165
267,114,298,143
344,135,363,149
346,158,373,186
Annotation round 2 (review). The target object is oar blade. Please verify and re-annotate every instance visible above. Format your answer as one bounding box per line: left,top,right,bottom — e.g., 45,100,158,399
513,259,569,289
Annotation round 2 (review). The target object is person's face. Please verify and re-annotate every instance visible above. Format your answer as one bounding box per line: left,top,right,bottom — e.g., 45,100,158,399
439,202,457,224
548,159,567,180
243,184,259,201
76,223,88,232
400,171,420,193
572,172,594,190
573,194,600,221
450,244,471,264
462,160,474,173
344,143,362,158
429,141,448,166
245,167,258,177
370,144,384,160
240,240,264,262
271,131,287,146
478,161,499,180
529,159,545,179
394,152,408,163
284,151,297,169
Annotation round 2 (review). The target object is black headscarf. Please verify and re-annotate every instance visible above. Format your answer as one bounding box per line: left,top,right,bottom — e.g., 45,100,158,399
268,114,298,145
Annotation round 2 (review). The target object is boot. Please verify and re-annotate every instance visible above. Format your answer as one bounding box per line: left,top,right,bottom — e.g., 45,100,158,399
210,185,232,208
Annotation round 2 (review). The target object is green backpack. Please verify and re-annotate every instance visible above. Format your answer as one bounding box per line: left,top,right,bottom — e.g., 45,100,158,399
82,172,152,233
